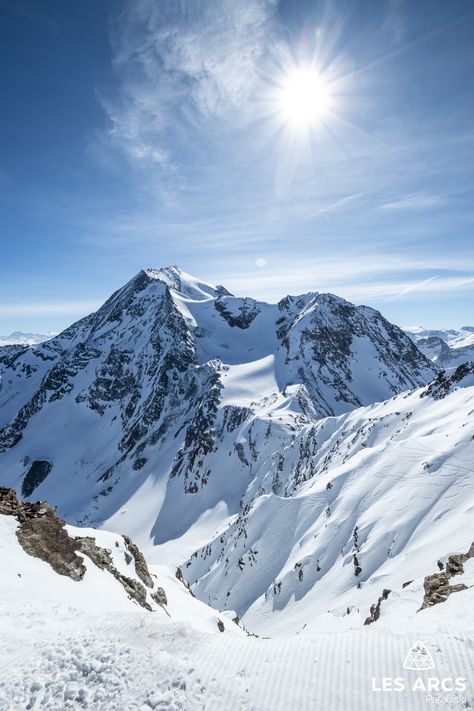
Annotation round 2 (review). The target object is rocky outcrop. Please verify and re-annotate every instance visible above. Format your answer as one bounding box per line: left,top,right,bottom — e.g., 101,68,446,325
151,587,168,606
421,362,474,400
364,588,391,625
0,487,86,581
214,296,260,329
122,535,154,588
0,488,167,610
420,542,474,609
75,536,153,611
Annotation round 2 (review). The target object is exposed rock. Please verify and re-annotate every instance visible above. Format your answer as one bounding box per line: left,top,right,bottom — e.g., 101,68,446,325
21,460,53,498
0,487,86,581
217,619,225,632
364,589,391,625
420,542,474,609
123,534,154,588
421,362,474,401
0,489,167,609
353,553,362,577
151,587,168,606
421,573,467,608
176,566,195,597
214,296,259,329
76,536,152,611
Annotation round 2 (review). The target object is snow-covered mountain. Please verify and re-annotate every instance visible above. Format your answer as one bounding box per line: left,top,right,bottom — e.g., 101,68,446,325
184,363,474,634
1,268,472,633
0,266,435,523
0,331,56,346
406,325,474,372
1,267,473,708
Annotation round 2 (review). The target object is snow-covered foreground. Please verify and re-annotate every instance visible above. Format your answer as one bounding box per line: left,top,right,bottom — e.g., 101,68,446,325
1,497,474,710
3,616,474,710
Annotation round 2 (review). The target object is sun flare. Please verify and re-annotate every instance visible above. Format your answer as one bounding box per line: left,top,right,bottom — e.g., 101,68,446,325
276,67,332,130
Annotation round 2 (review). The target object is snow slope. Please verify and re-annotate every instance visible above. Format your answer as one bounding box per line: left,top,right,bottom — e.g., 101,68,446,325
184,365,474,635
1,506,473,710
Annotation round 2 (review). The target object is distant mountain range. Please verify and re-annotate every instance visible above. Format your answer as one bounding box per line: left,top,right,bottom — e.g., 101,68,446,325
406,325,474,372
0,267,472,636
0,331,56,346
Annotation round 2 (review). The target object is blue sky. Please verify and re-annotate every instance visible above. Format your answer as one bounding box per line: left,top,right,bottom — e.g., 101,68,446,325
1,0,473,334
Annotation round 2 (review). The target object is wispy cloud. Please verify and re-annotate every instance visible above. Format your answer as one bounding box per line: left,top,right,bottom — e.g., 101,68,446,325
380,193,443,210
390,274,439,299
211,253,474,303
308,192,366,216
102,0,278,167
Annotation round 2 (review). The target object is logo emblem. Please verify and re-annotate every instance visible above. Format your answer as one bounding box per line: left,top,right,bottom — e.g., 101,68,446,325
403,641,435,671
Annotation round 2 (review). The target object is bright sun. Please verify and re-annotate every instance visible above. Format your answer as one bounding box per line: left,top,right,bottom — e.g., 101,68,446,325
276,67,332,130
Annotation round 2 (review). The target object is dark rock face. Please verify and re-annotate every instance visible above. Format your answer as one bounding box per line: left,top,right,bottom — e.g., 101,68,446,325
417,336,451,363
214,296,259,329
0,487,86,581
364,588,391,625
170,366,223,491
275,293,436,418
420,542,474,609
21,460,53,498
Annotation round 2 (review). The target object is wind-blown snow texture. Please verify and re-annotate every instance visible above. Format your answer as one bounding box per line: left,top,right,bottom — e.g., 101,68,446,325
1,267,474,708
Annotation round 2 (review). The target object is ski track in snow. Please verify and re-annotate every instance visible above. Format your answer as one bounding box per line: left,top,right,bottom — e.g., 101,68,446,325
1,621,474,710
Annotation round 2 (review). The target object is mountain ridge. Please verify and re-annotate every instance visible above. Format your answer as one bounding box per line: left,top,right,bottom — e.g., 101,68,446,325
3,268,470,635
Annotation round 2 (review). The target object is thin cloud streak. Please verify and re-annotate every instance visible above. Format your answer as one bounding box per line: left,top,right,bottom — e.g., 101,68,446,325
390,275,439,299
219,268,474,303
380,193,443,210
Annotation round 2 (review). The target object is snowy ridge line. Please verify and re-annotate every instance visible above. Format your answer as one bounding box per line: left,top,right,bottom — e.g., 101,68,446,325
182,365,474,633
0,267,471,639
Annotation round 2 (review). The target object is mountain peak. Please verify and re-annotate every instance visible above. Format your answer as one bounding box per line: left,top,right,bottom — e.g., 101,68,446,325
143,265,181,280
139,266,233,301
